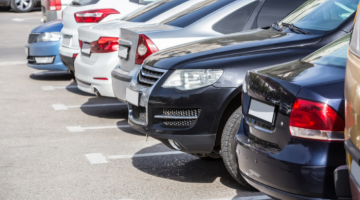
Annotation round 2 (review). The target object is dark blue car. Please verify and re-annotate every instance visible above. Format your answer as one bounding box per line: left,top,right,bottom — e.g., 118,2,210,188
25,19,67,71
235,34,350,199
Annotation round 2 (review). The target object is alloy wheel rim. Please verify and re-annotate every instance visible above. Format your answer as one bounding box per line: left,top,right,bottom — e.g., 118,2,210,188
15,0,32,10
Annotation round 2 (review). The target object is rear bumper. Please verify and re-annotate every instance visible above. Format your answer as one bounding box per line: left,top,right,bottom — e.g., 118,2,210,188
0,0,9,7
43,10,62,23
346,139,360,200
236,116,347,199
60,54,75,72
111,65,140,102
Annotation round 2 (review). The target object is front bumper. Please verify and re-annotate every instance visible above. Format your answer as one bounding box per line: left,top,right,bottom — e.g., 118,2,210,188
126,66,236,153
26,41,67,71
236,116,347,200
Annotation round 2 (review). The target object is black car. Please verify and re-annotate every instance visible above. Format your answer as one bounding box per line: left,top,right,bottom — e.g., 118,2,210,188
125,0,357,188
236,34,351,199
0,0,40,12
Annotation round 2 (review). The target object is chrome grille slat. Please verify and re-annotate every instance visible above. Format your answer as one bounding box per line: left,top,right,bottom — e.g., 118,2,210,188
160,108,201,127
138,75,156,85
138,65,166,87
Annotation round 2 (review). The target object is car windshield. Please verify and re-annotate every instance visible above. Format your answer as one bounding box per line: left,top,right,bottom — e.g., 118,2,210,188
302,33,350,67
280,0,358,33
122,0,188,22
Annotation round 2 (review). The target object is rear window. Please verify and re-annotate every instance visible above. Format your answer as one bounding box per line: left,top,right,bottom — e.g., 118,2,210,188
70,0,100,6
123,0,188,22
163,0,237,28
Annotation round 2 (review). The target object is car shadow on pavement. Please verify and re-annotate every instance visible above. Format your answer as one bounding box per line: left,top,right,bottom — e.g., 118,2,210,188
131,143,252,191
79,97,128,119
29,72,74,81
116,121,145,136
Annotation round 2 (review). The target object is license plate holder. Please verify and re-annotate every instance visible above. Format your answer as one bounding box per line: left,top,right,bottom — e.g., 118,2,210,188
248,99,275,125
126,88,139,106
62,35,72,47
81,42,91,56
25,47,29,56
118,45,129,59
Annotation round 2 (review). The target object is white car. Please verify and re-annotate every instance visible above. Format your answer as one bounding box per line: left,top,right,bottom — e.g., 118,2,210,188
41,0,72,23
75,0,205,97
59,0,155,74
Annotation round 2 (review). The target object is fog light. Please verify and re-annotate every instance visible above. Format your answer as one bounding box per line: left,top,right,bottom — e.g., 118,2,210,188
168,139,181,150
35,57,54,64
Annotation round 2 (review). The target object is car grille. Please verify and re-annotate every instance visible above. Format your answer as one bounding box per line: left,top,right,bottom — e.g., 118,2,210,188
28,33,39,44
138,66,165,87
132,105,146,123
27,56,36,64
157,108,201,127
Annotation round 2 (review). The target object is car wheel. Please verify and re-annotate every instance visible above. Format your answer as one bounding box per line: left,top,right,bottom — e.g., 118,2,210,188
11,0,34,13
0,6,11,11
221,106,256,190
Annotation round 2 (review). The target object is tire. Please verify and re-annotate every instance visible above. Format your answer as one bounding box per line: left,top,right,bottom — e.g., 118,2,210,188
0,6,11,11
11,0,35,13
221,106,256,190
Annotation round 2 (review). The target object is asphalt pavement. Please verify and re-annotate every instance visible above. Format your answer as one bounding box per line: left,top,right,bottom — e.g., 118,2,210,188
0,10,269,200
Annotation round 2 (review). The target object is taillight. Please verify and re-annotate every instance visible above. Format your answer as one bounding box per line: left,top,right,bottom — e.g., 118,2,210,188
289,98,345,141
90,37,119,53
135,34,158,65
79,40,83,49
46,0,61,11
74,9,120,23
72,54,78,58
345,101,355,130
93,77,108,80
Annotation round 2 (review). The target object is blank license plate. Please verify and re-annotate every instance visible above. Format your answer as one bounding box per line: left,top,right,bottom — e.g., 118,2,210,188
62,35,72,47
248,99,275,123
25,47,29,56
81,43,91,55
118,45,129,59
126,88,139,106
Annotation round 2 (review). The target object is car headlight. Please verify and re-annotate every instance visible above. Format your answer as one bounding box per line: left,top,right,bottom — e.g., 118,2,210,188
162,69,223,91
36,32,61,42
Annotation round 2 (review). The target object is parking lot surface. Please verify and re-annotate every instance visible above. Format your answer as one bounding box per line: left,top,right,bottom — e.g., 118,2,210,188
0,11,269,200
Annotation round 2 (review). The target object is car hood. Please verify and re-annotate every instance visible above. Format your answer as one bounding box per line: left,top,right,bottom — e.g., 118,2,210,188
144,29,322,70
31,19,63,33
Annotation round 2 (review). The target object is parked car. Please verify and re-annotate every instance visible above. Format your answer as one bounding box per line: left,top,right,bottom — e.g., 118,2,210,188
41,0,72,23
0,0,40,12
75,0,207,97
236,33,352,199
25,19,67,71
124,0,358,188
112,0,307,102
59,0,154,74
345,9,360,200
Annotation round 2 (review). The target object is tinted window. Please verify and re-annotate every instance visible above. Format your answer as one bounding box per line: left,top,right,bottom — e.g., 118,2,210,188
123,0,188,22
281,0,358,33
164,0,237,28
256,0,305,28
141,0,159,5
212,1,258,34
70,0,100,6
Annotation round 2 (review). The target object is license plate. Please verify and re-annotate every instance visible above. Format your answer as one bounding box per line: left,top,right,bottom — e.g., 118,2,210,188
126,88,139,106
81,42,91,55
25,47,29,56
248,99,275,123
118,45,129,59
62,35,72,47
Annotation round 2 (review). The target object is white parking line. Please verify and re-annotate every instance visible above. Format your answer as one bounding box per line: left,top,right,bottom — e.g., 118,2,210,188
42,85,78,91
66,125,130,132
12,17,40,22
85,153,108,164
108,151,185,159
0,61,26,66
211,196,271,200
52,103,126,110
33,71,69,76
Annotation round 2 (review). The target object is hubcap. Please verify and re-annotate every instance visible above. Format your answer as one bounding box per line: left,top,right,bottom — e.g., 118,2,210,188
15,0,32,11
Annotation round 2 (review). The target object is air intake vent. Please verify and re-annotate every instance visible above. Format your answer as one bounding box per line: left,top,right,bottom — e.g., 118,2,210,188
28,33,39,44
155,108,201,127
132,105,146,123
138,66,166,87
163,108,201,117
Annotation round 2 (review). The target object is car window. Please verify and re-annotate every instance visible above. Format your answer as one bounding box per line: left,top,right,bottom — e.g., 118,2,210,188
302,33,350,67
280,0,358,33
70,0,100,6
256,0,306,28
141,0,159,5
212,1,258,34
163,0,237,28
123,0,188,22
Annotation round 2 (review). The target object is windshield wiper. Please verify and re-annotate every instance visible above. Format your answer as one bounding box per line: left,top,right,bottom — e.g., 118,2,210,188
270,21,282,32
282,23,311,35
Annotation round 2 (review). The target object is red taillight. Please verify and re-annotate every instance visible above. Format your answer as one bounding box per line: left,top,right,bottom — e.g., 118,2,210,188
74,9,120,23
135,34,158,65
90,37,119,53
289,98,345,141
46,0,61,11
93,77,108,80
72,54,78,58
79,40,83,49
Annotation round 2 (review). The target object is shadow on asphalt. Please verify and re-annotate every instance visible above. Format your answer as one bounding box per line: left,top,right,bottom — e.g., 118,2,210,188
79,97,128,119
131,143,252,191
116,120,145,136
29,72,74,81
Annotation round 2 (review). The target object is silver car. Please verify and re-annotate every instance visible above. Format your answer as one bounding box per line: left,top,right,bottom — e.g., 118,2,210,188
112,0,305,102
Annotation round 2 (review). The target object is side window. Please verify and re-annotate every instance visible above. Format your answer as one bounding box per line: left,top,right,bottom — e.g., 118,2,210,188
212,1,259,34
255,0,306,28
